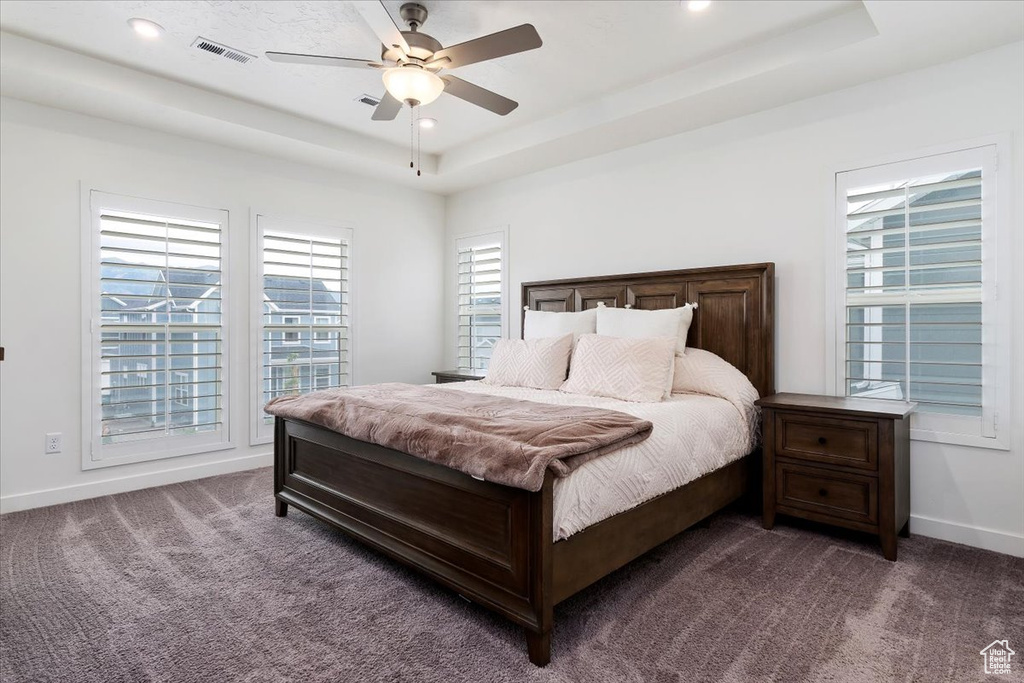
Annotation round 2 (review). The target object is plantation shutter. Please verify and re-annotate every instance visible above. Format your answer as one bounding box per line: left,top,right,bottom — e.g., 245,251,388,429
258,227,350,433
842,154,988,420
97,207,225,454
457,233,505,373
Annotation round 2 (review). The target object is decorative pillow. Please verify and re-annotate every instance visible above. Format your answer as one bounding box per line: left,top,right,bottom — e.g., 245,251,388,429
672,348,761,446
524,308,597,342
482,334,573,390
560,335,676,403
596,304,695,355
673,347,759,403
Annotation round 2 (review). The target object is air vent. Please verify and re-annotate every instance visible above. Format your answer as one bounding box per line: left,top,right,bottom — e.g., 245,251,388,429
356,94,382,107
190,37,256,64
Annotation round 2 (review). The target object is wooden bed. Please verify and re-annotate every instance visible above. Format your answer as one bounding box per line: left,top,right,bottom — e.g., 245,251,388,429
273,262,775,665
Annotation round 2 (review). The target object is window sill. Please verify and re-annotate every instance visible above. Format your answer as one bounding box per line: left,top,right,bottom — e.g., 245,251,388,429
911,428,1010,452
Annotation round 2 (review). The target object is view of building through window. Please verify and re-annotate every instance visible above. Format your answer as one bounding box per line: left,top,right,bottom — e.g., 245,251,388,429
98,210,224,448
259,229,350,428
457,234,504,374
843,163,984,416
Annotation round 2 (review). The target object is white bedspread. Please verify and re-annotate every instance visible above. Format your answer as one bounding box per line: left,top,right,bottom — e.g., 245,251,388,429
436,382,757,540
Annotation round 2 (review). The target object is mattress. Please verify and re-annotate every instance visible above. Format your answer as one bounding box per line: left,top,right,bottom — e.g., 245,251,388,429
436,382,756,540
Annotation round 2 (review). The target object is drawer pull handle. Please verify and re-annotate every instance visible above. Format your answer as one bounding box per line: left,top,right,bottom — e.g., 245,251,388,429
817,436,827,445
819,488,828,497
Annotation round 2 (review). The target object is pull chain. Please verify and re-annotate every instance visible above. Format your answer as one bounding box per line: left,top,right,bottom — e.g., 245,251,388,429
406,104,423,177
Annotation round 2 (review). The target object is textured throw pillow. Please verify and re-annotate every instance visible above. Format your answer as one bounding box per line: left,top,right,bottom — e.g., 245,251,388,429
672,348,759,401
672,348,761,447
596,304,695,354
482,334,573,390
560,334,676,403
524,308,597,342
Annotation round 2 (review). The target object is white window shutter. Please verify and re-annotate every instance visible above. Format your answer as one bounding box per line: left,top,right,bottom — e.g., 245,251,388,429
456,232,505,373
254,219,352,442
89,193,230,467
839,147,994,428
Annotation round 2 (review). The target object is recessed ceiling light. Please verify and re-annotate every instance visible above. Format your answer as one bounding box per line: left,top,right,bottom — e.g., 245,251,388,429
127,18,164,39
418,118,437,129
687,0,711,11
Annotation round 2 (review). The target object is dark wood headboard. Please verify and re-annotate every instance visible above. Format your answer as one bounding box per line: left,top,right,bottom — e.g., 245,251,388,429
521,263,775,397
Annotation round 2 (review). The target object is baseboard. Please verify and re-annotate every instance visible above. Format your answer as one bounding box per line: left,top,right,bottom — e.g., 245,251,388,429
0,452,273,514
910,514,1024,558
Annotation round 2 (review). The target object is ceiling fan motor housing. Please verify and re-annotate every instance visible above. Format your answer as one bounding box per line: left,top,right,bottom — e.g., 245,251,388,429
400,3,429,31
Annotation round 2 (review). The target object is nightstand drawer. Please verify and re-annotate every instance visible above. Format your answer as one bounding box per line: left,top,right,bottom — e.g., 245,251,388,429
776,463,878,525
775,413,878,471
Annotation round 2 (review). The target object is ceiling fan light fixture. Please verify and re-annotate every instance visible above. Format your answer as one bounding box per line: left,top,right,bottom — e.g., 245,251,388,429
382,67,444,107
686,0,711,11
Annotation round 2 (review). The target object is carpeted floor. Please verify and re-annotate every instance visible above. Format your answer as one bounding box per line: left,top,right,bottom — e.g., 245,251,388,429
1,468,1021,683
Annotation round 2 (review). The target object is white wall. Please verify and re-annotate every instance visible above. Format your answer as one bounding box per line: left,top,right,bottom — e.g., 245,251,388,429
444,42,1024,556
0,98,446,512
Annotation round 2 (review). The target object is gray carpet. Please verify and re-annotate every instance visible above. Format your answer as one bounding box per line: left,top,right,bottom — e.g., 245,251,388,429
1,468,1021,683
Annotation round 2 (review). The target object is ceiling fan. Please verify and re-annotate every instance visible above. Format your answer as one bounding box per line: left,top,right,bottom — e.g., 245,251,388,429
266,1,543,121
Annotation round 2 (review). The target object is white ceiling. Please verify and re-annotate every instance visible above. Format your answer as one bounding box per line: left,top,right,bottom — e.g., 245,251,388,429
0,0,856,152
1,1,1022,193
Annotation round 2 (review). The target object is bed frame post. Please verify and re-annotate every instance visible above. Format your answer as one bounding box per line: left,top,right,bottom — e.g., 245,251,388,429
274,417,288,517
526,470,554,666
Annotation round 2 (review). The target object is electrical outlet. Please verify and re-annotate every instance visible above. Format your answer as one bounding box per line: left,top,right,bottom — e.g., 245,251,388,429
45,432,62,454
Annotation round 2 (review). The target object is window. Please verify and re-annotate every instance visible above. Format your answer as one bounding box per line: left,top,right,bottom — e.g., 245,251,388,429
85,192,229,468
456,230,507,374
313,364,332,389
281,316,300,344
171,371,192,409
830,144,1010,448
253,215,352,443
313,316,332,342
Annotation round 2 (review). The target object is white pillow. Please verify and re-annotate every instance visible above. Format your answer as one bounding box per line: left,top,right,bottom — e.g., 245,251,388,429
482,334,573,390
672,348,761,447
596,304,695,355
559,334,676,403
524,308,597,342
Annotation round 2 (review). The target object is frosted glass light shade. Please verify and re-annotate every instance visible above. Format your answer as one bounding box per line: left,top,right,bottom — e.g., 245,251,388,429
382,67,444,106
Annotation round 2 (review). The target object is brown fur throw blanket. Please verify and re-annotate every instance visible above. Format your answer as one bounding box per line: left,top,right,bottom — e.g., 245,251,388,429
264,383,653,492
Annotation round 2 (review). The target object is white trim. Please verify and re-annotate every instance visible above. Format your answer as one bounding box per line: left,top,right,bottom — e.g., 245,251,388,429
0,452,271,514
81,186,233,470
826,136,1013,449
909,513,1024,558
452,226,509,373
910,428,1011,451
250,210,354,445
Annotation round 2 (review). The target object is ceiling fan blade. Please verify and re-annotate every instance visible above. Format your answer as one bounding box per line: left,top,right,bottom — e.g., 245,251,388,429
371,92,403,121
353,1,411,56
265,51,382,68
441,76,518,116
429,24,542,70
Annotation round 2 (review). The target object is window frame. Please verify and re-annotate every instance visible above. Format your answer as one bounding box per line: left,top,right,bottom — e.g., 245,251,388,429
81,190,232,470
250,211,354,446
453,227,509,374
826,139,1012,450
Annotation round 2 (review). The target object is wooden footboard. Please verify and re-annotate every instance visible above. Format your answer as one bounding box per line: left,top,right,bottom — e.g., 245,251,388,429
274,417,554,664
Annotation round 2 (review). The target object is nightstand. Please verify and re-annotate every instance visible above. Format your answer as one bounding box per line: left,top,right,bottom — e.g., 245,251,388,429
756,393,915,561
431,370,485,384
